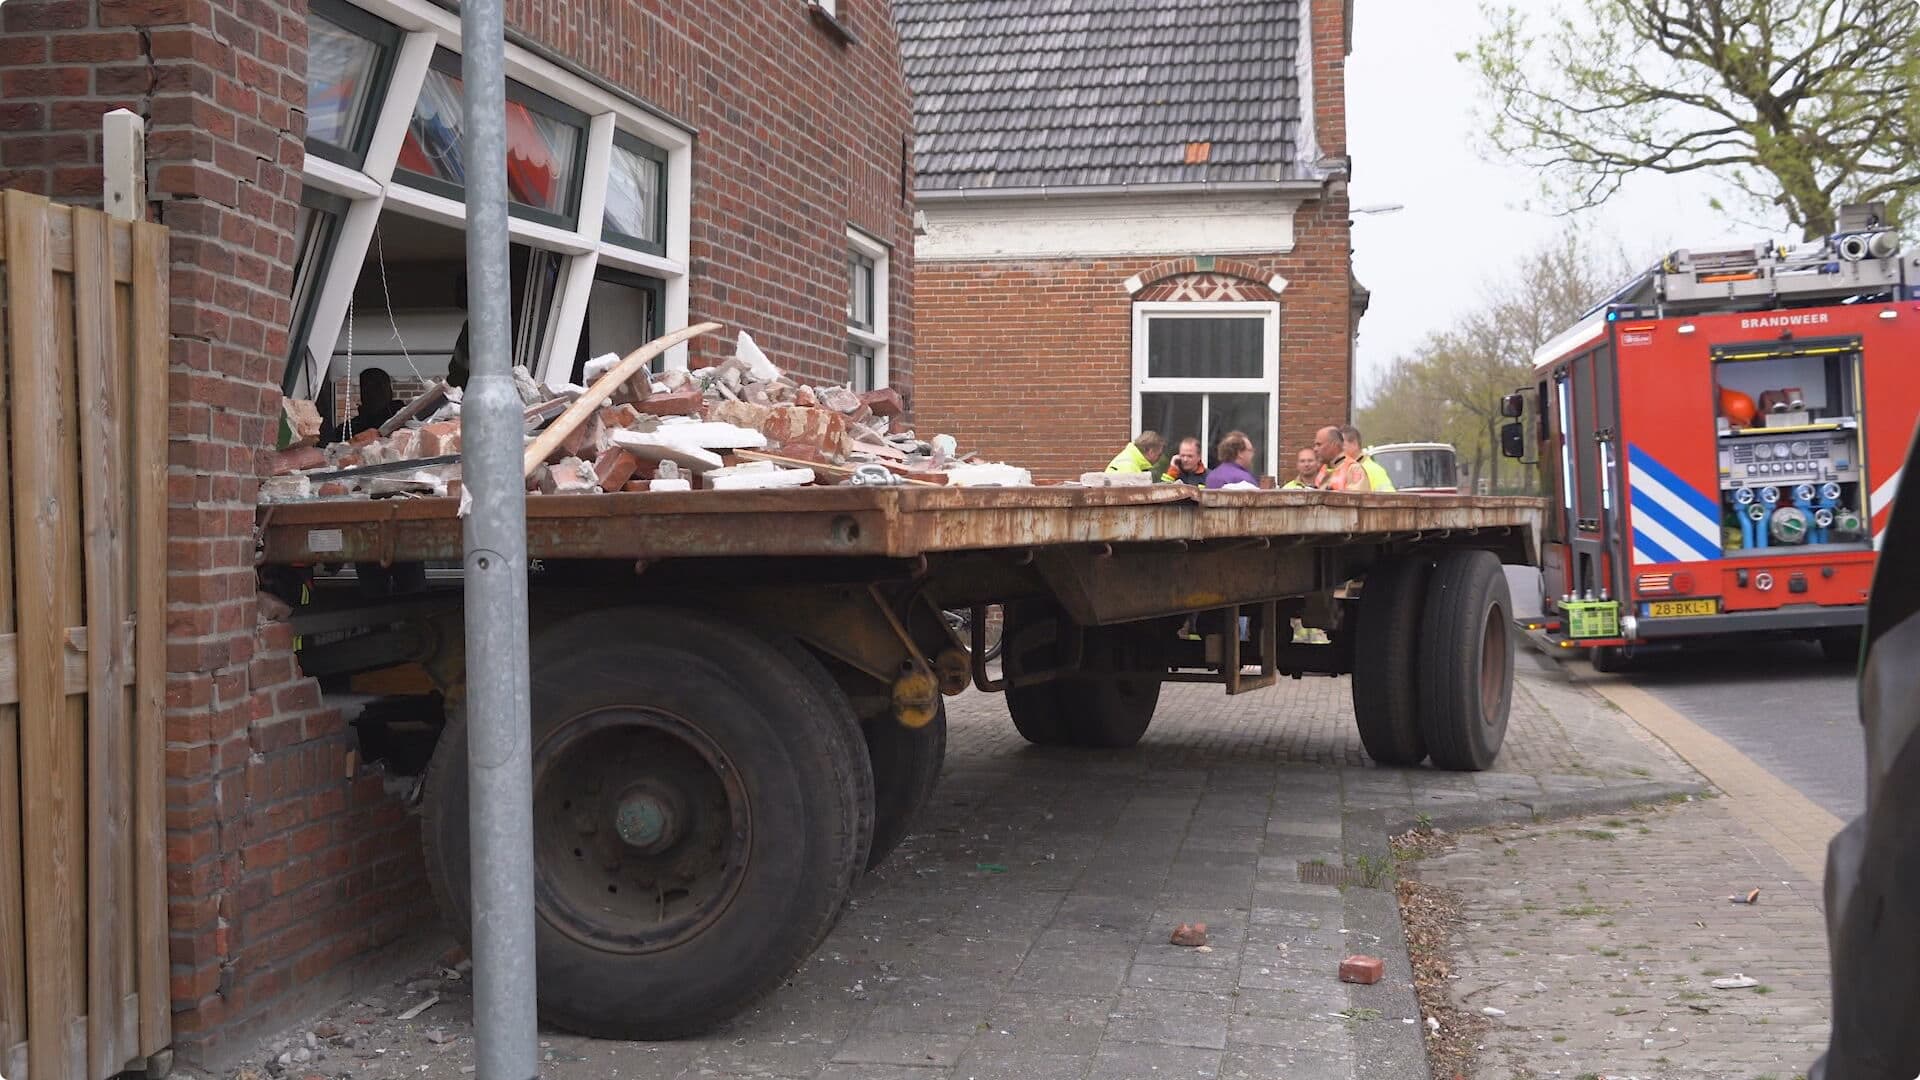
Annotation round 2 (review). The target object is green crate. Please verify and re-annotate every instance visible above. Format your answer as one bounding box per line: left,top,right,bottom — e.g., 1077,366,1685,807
1562,599,1620,640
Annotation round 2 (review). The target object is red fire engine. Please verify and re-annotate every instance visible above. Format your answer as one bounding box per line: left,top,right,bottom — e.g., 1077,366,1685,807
1504,204,1919,669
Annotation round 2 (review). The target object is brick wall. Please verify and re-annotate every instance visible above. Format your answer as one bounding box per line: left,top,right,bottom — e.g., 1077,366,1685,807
910,0,1352,480
2,0,917,1062
915,199,1354,481
508,0,919,392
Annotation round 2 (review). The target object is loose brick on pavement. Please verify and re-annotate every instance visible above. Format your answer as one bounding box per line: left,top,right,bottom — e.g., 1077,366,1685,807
208,662,1699,1080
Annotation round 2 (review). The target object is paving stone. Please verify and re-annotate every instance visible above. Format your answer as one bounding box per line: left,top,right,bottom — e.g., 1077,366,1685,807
1102,988,1233,1050
831,1031,973,1068
1220,1043,1353,1080
1086,1042,1223,1080
969,992,1110,1055
951,1047,1092,1080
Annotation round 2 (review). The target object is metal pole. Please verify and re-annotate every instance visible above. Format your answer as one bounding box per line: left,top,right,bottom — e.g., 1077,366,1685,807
458,0,538,1076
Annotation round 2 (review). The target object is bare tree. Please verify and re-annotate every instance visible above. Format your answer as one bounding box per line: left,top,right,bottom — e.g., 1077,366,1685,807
1359,236,1626,494
1468,0,1920,238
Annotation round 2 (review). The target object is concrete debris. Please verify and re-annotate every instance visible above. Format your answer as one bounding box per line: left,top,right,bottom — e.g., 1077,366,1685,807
1709,975,1759,989
265,329,1041,502
394,993,440,1020
1081,470,1152,487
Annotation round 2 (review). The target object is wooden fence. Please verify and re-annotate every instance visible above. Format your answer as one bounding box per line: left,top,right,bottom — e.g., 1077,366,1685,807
0,190,170,1079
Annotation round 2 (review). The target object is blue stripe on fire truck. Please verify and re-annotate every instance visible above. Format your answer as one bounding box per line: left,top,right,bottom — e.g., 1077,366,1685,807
1626,445,1721,565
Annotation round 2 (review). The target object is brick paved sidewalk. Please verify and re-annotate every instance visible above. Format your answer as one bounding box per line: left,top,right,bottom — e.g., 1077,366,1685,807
1415,800,1830,1080
209,659,1700,1080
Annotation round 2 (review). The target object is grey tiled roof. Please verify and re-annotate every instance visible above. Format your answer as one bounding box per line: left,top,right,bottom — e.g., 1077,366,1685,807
894,0,1305,192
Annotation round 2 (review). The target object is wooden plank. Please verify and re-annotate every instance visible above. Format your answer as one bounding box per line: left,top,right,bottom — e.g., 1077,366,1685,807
42,199,136,282
129,218,171,1056
75,206,135,1078
0,191,27,1080
5,188,87,1080
0,622,137,705
112,271,141,1065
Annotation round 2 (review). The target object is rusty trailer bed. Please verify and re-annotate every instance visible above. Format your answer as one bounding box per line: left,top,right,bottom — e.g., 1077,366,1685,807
257,486,1546,565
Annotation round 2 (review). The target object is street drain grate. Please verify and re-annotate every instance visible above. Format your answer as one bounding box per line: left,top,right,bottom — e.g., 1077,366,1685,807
1298,861,1369,887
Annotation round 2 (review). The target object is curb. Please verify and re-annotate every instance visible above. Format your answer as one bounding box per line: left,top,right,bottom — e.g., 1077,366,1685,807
1339,777,1709,1080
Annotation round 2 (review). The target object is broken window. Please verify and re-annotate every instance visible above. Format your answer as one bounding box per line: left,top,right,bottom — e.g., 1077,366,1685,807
283,0,694,403
1132,302,1279,475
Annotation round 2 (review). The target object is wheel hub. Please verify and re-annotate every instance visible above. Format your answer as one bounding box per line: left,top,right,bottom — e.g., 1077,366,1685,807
614,788,678,852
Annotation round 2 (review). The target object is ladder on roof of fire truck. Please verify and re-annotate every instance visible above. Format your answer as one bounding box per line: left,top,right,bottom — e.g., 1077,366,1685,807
1584,202,1917,319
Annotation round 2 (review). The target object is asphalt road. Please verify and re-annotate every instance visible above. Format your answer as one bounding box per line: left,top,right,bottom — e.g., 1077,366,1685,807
1503,565,1867,822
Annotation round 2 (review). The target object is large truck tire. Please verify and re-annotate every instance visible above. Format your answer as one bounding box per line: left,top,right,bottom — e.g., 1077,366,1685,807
1416,550,1515,772
1003,612,1161,749
1588,644,1635,673
862,702,946,869
1350,557,1432,766
421,609,874,1040
1004,615,1074,746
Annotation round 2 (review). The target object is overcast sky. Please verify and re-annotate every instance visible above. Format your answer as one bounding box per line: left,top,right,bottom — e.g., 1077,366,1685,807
1345,0,1781,399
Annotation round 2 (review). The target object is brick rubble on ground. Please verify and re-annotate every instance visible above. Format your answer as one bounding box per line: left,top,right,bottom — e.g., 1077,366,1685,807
258,330,1036,504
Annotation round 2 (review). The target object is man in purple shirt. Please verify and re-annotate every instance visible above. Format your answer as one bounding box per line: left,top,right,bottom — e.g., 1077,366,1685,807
1205,430,1260,489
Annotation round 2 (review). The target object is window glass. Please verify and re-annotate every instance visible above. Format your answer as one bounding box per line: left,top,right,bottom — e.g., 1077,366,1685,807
1147,317,1263,379
397,58,583,221
307,14,381,151
849,341,877,392
603,140,664,249
849,252,876,331
586,273,664,375
1139,392,1270,473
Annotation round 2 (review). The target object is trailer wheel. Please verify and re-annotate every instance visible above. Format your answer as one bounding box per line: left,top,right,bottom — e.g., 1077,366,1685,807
1004,615,1074,746
1350,557,1432,766
421,609,872,1040
1003,613,1162,749
862,702,945,869
1416,551,1514,772
1069,625,1163,749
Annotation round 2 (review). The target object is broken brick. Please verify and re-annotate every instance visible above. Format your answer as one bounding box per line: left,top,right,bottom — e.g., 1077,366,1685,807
708,399,775,433
1339,955,1384,985
762,406,850,455
539,457,598,495
594,449,639,492
597,404,642,430
859,387,904,417
418,420,462,457
1169,923,1209,947
632,388,703,416
281,397,323,448
267,446,326,476
559,412,605,461
622,479,651,492
385,428,420,460
349,427,380,447
817,386,862,414
315,482,351,497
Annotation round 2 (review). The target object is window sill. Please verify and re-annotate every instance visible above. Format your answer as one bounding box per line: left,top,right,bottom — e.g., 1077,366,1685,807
807,2,859,45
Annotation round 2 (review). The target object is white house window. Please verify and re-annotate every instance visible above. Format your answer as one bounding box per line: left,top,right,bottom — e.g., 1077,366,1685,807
602,133,667,254
847,228,888,390
393,49,589,227
284,0,694,413
305,0,399,168
1132,301,1279,476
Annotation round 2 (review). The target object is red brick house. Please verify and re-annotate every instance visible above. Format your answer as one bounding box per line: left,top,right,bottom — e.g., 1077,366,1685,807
895,0,1365,481
0,0,915,1063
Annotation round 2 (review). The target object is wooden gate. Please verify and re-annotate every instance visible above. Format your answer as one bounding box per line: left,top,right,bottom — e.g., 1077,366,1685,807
0,190,170,1080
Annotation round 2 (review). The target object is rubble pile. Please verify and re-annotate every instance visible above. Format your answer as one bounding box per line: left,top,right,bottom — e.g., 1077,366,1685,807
261,331,1033,505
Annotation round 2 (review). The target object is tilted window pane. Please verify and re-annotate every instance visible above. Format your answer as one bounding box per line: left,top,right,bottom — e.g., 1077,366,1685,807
307,15,380,150
506,100,578,215
399,66,467,186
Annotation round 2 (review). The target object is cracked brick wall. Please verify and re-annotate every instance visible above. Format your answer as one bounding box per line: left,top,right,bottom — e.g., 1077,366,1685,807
911,0,1354,481
1,0,916,1062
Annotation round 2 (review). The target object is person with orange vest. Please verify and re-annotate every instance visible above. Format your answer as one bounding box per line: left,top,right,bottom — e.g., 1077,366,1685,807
1314,425,1370,491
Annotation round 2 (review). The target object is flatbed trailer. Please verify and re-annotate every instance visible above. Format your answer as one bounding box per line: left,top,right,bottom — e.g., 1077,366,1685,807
257,485,1544,1038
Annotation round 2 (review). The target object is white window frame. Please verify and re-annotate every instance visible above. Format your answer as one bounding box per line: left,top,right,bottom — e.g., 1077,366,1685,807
847,226,889,389
1130,300,1281,477
289,0,694,400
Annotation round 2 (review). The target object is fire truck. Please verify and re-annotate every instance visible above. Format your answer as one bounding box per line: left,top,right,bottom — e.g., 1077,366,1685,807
1503,204,1920,670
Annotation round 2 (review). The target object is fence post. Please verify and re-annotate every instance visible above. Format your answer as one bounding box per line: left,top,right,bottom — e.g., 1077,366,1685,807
102,111,146,223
